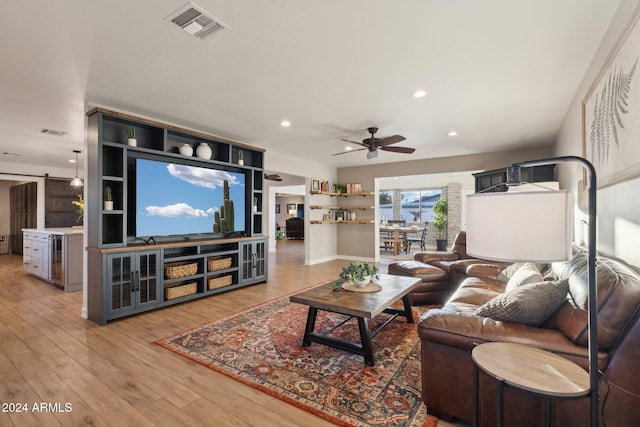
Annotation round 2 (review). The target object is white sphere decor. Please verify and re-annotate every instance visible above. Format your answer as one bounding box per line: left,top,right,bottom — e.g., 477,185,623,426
196,143,212,159
179,144,193,156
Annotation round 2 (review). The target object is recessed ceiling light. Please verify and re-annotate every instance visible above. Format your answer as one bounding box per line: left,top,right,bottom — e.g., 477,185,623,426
345,146,353,151
448,131,458,137
69,159,77,163
412,90,427,98
280,120,291,127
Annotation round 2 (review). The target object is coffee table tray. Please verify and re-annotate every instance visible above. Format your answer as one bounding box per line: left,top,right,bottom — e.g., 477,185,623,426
342,281,382,292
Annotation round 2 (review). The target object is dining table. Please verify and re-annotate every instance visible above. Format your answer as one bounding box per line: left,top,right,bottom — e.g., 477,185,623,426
379,225,420,256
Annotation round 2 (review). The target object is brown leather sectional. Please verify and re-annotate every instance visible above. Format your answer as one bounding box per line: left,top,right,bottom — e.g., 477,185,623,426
388,231,508,305
417,249,640,426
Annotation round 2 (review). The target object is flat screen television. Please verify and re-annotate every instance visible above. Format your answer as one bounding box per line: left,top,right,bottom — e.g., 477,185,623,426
134,158,246,239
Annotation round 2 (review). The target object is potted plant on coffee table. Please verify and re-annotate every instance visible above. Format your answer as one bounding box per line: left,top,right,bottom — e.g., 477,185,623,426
334,261,379,291
433,199,448,251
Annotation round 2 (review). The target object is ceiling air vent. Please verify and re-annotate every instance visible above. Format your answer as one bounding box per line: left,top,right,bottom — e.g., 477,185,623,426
167,2,229,40
40,128,67,136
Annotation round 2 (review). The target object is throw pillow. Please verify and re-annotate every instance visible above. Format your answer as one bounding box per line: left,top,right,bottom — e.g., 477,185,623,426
497,262,527,281
505,263,544,292
474,279,569,326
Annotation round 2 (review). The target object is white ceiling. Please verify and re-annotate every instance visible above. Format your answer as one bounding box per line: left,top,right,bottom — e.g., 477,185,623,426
0,0,621,175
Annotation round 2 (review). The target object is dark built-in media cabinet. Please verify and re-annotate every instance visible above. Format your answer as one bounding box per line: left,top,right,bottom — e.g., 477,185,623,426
85,108,267,325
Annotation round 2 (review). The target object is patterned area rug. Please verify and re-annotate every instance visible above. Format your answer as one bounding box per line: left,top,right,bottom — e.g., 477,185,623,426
156,294,438,427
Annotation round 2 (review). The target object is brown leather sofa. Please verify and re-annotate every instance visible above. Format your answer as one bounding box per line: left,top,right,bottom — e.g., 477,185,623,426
414,231,509,287
388,231,508,305
418,250,640,426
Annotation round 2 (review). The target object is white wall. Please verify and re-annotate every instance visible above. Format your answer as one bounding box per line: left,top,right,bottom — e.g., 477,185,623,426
555,0,640,267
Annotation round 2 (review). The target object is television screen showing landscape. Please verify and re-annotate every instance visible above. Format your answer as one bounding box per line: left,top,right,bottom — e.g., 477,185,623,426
136,158,245,237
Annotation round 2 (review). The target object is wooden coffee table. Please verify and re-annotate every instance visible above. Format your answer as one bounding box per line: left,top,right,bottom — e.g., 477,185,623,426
289,274,421,366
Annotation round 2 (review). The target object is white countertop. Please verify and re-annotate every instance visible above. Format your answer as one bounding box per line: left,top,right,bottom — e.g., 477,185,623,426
23,227,84,236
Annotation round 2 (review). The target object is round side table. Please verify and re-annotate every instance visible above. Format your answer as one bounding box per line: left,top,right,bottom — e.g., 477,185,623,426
472,342,590,427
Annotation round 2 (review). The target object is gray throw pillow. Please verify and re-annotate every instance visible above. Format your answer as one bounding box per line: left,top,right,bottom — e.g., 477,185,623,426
474,279,569,326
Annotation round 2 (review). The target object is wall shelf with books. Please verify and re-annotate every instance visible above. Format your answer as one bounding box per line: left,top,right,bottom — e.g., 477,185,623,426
309,182,374,225
309,190,373,197
309,205,373,210
309,219,374,224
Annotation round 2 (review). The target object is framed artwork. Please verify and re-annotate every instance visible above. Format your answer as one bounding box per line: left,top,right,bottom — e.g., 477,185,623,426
583,9,640,188
275,204,280,214
286,203,296,212
311,179,320,191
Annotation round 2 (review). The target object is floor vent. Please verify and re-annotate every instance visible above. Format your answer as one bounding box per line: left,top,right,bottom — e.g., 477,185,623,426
167,2,228,40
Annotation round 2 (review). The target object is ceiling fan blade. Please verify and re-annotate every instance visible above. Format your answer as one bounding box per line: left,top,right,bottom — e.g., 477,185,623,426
380,146,415,154
332,148,367,156
340,138,367,148
378,135,406,146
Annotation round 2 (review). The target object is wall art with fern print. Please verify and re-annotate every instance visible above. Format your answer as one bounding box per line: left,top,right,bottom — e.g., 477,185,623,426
584,12,640,188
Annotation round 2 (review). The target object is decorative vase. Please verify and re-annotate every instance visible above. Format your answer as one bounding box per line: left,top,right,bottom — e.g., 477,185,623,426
104,201,113,211
350,212,357,221
253,205,258,213
353,275,371,287
238,159,244,166
179,144,193,156
127,138,137,147
196,143,212,159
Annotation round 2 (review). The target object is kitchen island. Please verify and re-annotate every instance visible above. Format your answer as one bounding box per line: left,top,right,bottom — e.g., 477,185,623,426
22,227,83,292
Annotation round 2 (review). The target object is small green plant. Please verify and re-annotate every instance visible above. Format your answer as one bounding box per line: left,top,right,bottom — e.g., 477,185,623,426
334,261,379,291
333,183,346,194
127,126,136,139
104,186,113,201
238,150,244,161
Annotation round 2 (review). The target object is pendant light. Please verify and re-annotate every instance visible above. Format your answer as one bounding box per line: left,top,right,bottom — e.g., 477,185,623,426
70,150,83,187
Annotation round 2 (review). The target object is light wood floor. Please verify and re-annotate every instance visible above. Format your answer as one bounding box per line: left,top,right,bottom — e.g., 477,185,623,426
0,241,451,426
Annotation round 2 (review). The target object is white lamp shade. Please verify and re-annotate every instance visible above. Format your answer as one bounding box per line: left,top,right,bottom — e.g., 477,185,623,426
466,190,573,262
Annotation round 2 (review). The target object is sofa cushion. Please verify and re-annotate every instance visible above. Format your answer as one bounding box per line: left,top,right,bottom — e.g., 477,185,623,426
475,279,569,326
504,263,544,292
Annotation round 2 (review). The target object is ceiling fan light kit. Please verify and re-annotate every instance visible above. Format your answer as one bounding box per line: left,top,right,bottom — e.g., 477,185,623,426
334,127,415,159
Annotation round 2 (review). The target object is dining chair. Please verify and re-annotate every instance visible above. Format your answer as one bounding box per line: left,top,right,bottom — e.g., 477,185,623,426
406,223,428,253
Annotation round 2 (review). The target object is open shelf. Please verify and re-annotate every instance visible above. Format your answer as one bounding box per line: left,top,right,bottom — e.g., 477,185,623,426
309,190,374,197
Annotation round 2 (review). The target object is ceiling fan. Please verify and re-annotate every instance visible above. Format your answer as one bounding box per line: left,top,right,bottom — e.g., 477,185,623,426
334,127,415,159
264,173,283,181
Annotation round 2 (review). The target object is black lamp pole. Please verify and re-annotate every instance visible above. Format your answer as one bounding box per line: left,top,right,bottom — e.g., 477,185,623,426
512,155,598,427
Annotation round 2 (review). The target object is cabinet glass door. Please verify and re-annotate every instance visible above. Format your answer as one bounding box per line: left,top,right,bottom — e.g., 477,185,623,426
240,242,253,282
254,240,266,280
240,240,267,284
109,255,133,313
137,252,160,307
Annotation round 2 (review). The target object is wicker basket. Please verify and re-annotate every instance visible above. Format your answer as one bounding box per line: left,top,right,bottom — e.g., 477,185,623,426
208,275,232,290
208,257,232,272
165,261,198,279
165,282,197,300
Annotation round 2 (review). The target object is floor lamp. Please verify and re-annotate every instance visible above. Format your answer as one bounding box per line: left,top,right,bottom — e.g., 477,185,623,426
466,155,598,427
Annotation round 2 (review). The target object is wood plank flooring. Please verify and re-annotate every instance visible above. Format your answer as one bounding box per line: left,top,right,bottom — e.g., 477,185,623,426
0,241,452,426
